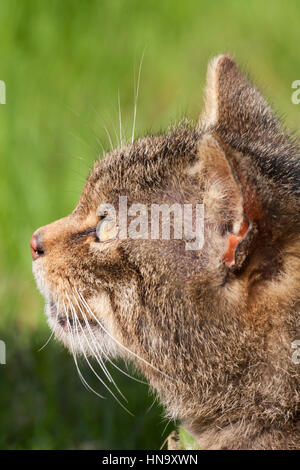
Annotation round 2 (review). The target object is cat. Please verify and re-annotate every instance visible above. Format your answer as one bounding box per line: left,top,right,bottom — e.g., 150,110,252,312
31,54,300,450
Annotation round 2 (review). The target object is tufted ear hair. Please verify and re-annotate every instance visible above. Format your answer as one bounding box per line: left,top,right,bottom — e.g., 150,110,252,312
200,54,299,196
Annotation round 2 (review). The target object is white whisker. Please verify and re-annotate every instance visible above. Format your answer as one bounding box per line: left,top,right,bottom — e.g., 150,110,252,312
72,288,147,386
146,396,158,414
131,49,145,144
38,329,55,352
118,89,123,147
67,296,133,415
38,298,60,352
66,293,114,385
75,287,174,382
69,131,98,153
63,299,105,399
90,128,106,157
161,417,174,438
103,125,114,151
106,114,120,149
68,296,128,402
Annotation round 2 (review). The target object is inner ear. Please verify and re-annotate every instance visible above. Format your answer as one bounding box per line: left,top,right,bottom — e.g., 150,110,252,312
222,216,249,268
197,135,252,269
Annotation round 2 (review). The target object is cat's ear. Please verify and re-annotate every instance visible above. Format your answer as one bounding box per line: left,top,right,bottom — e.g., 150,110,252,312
200,55,298,196
200,54,278,141
197,134,256,269
195,56,299,270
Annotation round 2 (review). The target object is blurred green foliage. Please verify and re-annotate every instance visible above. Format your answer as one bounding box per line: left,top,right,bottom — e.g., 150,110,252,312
0,0,299,449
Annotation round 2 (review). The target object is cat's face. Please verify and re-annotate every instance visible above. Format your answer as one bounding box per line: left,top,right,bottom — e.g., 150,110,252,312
32,126,220,363
31,55,300,432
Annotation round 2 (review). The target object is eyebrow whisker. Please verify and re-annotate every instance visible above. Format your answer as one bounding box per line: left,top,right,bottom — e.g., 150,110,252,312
131,49,145,144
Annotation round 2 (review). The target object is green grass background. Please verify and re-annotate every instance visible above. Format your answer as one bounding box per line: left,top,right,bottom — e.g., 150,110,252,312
0,0,300,449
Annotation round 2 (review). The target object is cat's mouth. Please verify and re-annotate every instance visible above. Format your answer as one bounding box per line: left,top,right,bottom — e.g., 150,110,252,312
44,291,120,359
46,297,99,331
56,314,94,330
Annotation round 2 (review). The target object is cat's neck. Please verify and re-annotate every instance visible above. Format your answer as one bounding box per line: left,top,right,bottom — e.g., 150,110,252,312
186,418,299,450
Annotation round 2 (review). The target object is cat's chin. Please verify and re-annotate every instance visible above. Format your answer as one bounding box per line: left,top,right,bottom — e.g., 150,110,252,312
45,297,119,359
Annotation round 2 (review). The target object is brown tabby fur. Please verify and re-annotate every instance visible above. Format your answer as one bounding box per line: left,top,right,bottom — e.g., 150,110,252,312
32,55,300,449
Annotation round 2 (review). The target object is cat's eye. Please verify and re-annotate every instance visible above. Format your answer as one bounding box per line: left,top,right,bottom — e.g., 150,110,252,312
96,217,118,242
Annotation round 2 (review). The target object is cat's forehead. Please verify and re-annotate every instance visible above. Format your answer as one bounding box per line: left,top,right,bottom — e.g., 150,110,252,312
77,123,199,214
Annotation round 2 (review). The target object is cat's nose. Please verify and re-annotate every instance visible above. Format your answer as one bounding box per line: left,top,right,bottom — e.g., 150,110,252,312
30,232,45,260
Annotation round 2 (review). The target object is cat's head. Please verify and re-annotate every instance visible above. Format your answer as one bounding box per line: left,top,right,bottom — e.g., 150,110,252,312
32,55,300,428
